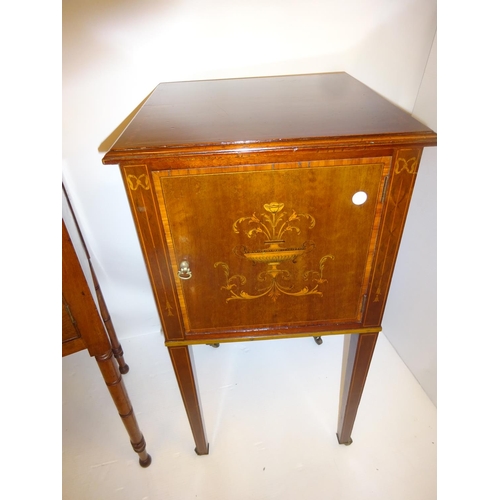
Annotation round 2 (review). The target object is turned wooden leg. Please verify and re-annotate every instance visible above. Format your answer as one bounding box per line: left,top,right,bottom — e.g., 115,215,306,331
90,264,130,374
95,350,152,467
336,332,378,445
62,185,129,375
168,345,209,455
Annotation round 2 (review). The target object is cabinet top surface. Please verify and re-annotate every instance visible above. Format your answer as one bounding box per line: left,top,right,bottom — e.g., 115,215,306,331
103,72,436,161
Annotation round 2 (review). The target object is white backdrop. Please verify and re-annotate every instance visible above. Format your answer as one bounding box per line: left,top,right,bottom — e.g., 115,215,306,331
62,0,437,404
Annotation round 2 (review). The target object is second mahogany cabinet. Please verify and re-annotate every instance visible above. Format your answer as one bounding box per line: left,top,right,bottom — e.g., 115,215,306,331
62,206,151,466
103,72,436,454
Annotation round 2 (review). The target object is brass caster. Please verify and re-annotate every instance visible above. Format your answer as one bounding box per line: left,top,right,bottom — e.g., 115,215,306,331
195,444,210,455
313,336,323,345
208,343,220,348
336,433,353,446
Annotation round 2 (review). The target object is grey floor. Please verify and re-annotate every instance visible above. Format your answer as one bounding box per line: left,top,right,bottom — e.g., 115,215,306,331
62,331,436,500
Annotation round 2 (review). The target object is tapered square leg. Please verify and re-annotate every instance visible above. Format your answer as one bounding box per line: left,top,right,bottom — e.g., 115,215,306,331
168,345,209,455
337,332,378,445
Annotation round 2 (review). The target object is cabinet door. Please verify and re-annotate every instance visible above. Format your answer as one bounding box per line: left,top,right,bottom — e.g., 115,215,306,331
153,157,390,338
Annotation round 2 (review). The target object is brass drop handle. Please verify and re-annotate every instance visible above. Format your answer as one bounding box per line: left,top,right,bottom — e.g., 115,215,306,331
178,260,192,280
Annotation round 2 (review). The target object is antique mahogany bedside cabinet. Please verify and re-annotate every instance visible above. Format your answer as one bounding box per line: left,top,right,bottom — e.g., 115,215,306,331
63,187,151,467
102,72,437,454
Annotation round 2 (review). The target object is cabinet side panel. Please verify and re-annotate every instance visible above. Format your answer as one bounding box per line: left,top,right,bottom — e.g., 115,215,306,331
364,149,423,327
120,165,185,341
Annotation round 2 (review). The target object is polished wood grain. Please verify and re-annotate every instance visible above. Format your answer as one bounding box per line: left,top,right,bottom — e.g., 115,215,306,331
103,72,435,158
364,148,423,326
337,332,378,444
63,185,129,373
62,220,151,467
154,157,389,335
168,346,209,455
102,72,437,452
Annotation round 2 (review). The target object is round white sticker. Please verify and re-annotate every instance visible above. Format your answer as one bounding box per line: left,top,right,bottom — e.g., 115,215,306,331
352,191,368,205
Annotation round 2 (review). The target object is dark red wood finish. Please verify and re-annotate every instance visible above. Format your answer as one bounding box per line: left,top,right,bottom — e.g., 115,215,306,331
103,72,436,452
